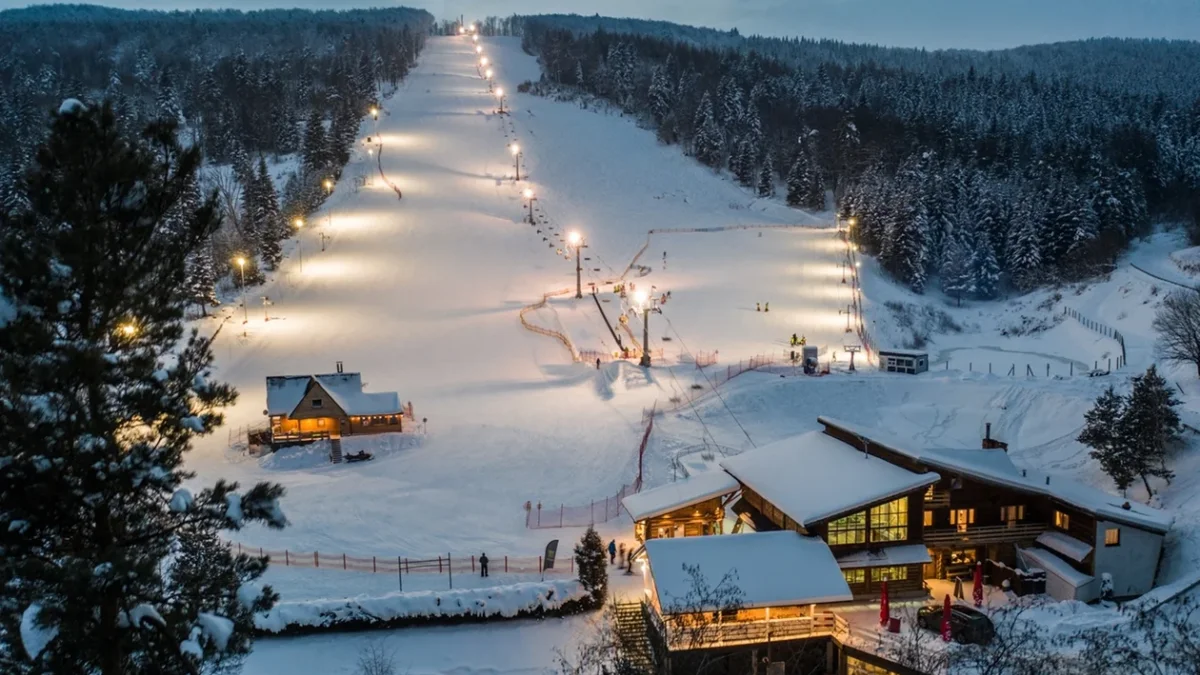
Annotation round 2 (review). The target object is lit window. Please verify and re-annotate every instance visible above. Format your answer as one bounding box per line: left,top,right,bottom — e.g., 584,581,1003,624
1104,528,1120,546
870,566,909,582
923,511,933,527
869,498,909,542
1055,511,1070,530
843,569,865,584
312,398,324,408
1002,505,1025,522
317,418,326,428
827,511,867,546
950,509,975,532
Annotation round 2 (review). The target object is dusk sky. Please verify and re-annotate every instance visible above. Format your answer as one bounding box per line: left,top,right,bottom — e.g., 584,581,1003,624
1,0,1199,50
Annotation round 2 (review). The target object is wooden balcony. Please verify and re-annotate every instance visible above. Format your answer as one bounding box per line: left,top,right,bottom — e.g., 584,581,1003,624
924,490,951,508
925,522,1046,547
657,611,839,651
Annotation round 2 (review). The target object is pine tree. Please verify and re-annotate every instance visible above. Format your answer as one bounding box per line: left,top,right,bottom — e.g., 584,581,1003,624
692,92,723,168
971,234,1001,300
1078,387,1136,494
786,155,807,207
940,233,973,305
648,64,672,125
1122,365,1182,497
255,157,284,270
733,137,757,186
302,108,328,173
156,67,182,125
0,102,286,675
185,241,219,317
574,526,608,606
756,153,775,197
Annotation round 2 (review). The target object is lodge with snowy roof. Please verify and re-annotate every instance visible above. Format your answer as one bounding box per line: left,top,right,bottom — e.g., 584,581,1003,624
621,416,1172,670
264,362,410,446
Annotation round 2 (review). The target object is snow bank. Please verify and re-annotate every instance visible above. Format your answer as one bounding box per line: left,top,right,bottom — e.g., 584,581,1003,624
58,98,86,115
20,603,57,661
254,579,589,634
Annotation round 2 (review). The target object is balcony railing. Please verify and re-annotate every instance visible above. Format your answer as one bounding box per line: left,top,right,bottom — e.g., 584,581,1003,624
659,612,839,650
924,490,951,508
925,522,1046,547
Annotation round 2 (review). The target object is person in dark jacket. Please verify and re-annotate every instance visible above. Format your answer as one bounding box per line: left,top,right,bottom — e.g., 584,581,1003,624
480,552,489,577
608,540,617,564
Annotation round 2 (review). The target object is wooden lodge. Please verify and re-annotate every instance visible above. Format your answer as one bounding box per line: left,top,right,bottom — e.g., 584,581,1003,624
620,416,1172,672
265,363,409,446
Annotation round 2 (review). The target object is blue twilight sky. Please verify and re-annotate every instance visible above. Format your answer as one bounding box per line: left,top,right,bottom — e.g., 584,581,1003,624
1,0,1198,50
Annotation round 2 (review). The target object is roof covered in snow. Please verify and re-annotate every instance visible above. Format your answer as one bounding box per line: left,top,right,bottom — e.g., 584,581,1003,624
719,431,939,528
1036,531,1093,563
836,543,932,570
817,417,1173,534
645,532,853,610
266,373,401,417
877,348,928,357
622,471,740,521
1019,547,1095,589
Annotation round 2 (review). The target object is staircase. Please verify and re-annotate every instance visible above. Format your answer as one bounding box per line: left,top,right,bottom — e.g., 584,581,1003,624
329,438,343,463
614,601,656,673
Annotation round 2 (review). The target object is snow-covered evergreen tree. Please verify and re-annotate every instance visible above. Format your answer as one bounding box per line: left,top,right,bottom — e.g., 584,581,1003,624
185,240,219,317
692,91,723,168
971,234,1001,299
1122,365,1181,496
574,526,608,606
301,108,328,173
940,232,973,305
1078,387,1135,494
255,157,284,270
0,102,286,675
756,154,775,197
156,67,182,124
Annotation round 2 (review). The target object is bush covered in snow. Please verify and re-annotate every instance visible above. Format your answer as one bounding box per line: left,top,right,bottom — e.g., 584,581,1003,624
254,580,590,635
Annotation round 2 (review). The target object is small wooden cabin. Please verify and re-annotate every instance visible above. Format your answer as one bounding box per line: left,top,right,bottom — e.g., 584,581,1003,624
878,349,928,374
265,366,405,446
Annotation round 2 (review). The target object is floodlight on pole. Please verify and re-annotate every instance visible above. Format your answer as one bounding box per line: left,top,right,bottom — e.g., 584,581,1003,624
323,179,333,232
293,218,305,273
475,45,482,54
495,87,505,114
235,256,248,326
481,57,489,66
510,143,522,181
119,322,137,337
632,290,657,368
568,231,587,298
522,187,537,223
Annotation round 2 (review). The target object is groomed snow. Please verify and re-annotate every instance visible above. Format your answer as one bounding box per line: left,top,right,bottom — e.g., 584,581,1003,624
1036,531,1094,563
836,543,932,569
645,531,853,610
254,579,585,633
621,469,739,521
719,430,939,527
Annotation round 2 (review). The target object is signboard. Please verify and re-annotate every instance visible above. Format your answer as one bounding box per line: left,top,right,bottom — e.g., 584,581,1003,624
543,539,559,570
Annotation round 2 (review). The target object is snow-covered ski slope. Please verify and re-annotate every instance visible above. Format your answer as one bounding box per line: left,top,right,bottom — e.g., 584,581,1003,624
194,35,1200,616
189,35,846,560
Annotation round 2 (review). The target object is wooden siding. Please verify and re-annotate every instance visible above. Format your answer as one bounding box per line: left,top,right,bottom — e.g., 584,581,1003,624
288,381,347,420
637,497,725,541
841,563,925,599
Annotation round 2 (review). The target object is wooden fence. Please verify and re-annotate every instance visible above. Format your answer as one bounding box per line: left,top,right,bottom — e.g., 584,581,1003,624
228,542,572,589
1063,306,1126,369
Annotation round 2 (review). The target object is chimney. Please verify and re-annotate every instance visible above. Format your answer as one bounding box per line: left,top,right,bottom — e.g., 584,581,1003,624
1045,476,1051,485
336,361,344,374
985,423,991,441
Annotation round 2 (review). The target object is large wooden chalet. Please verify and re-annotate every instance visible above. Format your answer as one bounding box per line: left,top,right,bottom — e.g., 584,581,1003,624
622,416,1172,672
265,367,406,445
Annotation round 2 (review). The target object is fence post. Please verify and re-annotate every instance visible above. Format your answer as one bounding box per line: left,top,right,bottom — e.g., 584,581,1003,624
560,504,564,527
398,556,402,591
448,554,453,589
505,555,509,573
1109,358,1112,371
438,555,442,574
259,547,263,558
284,550,289,566
314,551,319,568
1046,363,1050,377
472,555,476,573
238,542,242,555
590,500,595,524
372,556,376,573
343,553,347,570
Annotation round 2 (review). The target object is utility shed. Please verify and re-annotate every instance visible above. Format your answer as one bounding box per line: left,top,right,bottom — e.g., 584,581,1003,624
878,349,928,374
622,470,740,541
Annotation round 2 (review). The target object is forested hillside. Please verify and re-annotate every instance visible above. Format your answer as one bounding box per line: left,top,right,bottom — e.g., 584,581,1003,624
0,5,431,309
517,15,1200,297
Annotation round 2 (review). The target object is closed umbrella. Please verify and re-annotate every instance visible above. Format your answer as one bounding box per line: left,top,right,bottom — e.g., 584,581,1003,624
942,594,953,642
972,561,984,607
879,576,890,626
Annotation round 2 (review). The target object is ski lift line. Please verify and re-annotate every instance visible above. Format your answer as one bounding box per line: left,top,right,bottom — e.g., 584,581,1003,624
662,315,758,449
659,354,721,451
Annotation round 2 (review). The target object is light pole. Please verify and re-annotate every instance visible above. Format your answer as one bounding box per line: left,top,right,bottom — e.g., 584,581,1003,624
370,106,379,136
841,260,847,283
633,290,658,368
323,178,333,239
523,188,536,223
568,231,587,298
495,87,505,114
293,218,304,273
510,143,522,181
475,45,482,55
235,256,248,326
485,68,494,91
263,295,271,322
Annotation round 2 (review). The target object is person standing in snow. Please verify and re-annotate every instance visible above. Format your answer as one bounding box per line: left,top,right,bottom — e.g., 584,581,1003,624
608,539,617,564
480,552,489,577
596,358,601,370
756,302,761,312
618,542,626,568
764,302,769,312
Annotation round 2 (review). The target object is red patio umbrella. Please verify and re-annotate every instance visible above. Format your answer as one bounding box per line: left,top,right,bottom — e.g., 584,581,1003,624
879,576,890,626
942,594,953,642
972,561,984,607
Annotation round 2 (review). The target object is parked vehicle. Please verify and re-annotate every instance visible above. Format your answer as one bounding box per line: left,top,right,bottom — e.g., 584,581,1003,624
916,603,995,645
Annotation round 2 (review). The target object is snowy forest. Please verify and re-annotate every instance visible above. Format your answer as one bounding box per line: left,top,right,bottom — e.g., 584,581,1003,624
517,15,1200,297
0,5,431,311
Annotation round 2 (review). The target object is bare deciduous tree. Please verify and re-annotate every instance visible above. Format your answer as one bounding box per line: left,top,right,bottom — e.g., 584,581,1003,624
1153,289,1200,376
355,642,397,675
